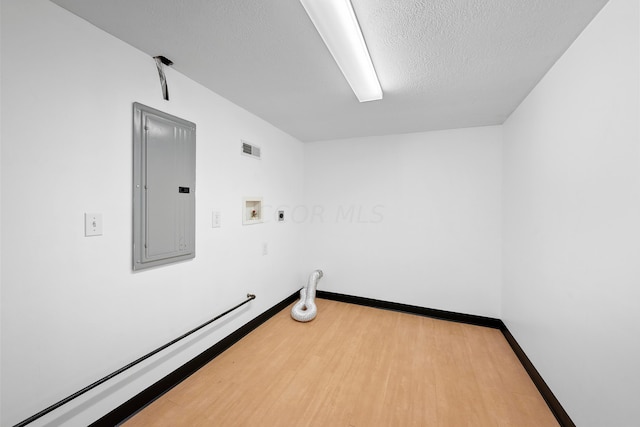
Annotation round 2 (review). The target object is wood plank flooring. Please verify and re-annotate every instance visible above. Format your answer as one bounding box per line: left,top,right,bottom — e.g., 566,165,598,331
123,299,559,426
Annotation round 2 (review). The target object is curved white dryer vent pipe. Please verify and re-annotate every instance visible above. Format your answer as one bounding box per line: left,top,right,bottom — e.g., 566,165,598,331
291,270,323,322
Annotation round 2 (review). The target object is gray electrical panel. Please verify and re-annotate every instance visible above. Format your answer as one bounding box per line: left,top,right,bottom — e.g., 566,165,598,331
133,103,196,270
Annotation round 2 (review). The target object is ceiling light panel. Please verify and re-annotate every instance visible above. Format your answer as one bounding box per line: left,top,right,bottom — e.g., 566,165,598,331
300,0,383,102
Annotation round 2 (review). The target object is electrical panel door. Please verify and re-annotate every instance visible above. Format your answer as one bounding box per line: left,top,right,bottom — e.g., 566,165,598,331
133,103,196,270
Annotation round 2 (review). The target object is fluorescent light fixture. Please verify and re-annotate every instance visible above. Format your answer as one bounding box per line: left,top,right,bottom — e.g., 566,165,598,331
300,0,383,102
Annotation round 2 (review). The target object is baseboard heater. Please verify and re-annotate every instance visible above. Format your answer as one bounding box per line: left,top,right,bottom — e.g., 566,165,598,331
13,293,256,427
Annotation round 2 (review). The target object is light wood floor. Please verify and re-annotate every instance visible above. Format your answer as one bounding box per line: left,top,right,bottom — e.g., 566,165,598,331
123,299,559,426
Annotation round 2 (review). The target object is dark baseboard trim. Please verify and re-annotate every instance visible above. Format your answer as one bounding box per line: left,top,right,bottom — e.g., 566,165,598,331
316,290,504,329
317,290,575,427
90,291,298,427
92,290,575,427
500,327,576,427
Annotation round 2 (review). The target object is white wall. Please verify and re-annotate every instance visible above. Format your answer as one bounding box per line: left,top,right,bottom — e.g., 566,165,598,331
0,2,4,424
303,126,502,317
0,1,305,426
502,0,640,425
3,0,638,425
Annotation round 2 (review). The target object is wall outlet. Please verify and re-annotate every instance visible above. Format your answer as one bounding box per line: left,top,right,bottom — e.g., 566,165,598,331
262,242,268,256
212,211,221,228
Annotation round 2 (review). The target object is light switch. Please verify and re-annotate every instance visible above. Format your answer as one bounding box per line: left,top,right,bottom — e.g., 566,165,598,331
212,211,221,228
85,213,102,237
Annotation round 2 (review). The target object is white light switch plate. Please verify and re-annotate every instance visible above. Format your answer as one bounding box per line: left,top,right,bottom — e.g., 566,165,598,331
85,213,103,236
212,211,221,228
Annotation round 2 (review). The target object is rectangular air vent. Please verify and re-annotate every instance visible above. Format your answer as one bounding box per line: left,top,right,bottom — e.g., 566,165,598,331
241,140,261,159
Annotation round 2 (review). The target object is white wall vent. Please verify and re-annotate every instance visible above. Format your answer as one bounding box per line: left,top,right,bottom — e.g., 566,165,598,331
241,140,261,159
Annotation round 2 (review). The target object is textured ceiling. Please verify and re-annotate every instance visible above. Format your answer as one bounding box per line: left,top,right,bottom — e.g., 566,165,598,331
50,0,609,142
